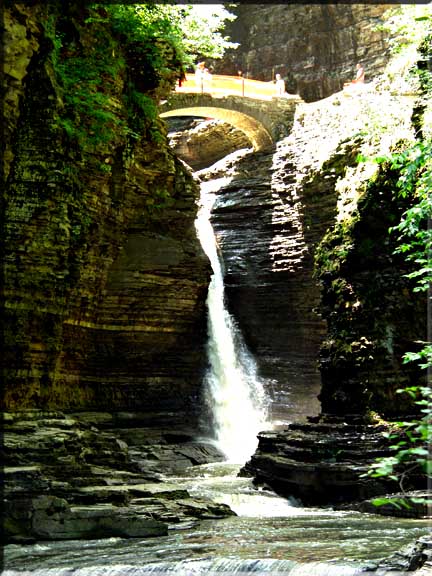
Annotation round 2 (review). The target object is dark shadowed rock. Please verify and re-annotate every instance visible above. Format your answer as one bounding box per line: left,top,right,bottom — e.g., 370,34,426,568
241,416,426,507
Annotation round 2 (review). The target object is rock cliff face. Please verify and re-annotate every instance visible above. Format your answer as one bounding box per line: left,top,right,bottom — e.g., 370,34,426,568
168,118,251,171
200,83,423,423
241,415,426,506
237,59,428,504
217,4,394,101
204,149,325,421
316,164,427,418
3,4,209,425
4,4,428,520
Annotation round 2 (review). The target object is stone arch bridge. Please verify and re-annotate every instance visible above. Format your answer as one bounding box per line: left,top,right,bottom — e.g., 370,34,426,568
160,75,303,150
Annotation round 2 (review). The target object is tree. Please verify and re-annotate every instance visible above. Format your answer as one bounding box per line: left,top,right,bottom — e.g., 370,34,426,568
103,3,237,67
172,4,238,63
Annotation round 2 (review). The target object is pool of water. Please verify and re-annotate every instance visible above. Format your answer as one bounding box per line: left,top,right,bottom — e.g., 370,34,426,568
4,463,429,575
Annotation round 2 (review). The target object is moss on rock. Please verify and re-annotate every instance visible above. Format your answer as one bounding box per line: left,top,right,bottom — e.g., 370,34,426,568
315,159,427,418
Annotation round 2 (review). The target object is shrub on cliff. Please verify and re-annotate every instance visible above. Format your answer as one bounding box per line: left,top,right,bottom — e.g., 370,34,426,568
367,138,432,492
43,3,237,153
368,30,432,497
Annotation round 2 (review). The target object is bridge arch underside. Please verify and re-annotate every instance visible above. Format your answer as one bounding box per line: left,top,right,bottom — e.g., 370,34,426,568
160,107,273,151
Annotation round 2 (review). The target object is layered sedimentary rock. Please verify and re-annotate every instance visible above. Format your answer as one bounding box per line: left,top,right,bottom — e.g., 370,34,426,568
3,411,231,543
217,4,395,101
203,84,420,423
3,4,209,424
206,150,324,421
316,164,428,418
238,61,428,503
241,415,426,506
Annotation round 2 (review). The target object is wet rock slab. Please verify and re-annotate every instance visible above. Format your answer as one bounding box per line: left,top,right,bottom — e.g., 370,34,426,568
364,537,432,573
2,411,234,543
30,498,168,540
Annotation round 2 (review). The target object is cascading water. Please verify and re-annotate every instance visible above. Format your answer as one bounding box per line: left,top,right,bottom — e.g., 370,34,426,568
195,177,268,463
5,169,429,576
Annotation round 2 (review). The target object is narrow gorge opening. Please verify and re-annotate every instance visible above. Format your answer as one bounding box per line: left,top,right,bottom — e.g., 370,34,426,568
4,3,430,574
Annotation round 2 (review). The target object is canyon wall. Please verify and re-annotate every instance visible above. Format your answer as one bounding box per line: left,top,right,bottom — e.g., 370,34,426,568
194,72,426,423
4,4,426,428
217,4,395,101
206,149,326,421
3,4,209,425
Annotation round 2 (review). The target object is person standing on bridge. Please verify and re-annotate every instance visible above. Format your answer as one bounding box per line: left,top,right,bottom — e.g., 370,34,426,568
195,61,205,91
275,73,286,97
344,63,365,88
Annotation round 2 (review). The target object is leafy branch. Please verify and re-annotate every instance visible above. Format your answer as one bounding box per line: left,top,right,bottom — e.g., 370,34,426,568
367,139,432,500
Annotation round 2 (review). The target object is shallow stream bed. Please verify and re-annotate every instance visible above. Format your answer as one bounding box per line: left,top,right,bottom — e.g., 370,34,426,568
4,463,429,575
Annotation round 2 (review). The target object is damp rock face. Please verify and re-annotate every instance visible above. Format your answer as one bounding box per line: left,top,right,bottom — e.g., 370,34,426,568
227,47,428,504
240,415,426,506
3,4,210,423
203,85,423,423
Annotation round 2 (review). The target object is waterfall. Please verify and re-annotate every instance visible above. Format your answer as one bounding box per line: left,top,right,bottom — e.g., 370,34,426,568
195,177,268,463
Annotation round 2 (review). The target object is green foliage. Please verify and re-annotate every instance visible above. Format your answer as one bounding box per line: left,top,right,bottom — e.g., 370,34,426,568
98,3,237,66
371,496,427,510
43,8,129,153
122,85,159,140
390,141,432,293
44,3,237,154
368,139,432,494
173,4,238,63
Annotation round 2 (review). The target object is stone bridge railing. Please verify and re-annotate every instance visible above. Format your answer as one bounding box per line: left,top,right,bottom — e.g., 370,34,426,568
160,75,303,150
177,73,281,100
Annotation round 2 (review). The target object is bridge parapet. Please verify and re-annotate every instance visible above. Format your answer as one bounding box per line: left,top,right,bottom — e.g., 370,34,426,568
160,91,303,150
177,73,282,100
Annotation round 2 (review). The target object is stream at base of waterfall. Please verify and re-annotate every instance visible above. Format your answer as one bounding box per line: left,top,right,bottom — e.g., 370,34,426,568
4,174,429,575
4,462,429,574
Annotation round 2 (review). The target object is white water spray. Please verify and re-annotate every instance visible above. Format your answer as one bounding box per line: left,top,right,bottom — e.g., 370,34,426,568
195,177,268,463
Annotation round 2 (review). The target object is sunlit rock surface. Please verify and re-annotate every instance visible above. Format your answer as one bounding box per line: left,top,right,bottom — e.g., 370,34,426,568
218,4,395,101
202,86,418,423
168,118,251,171
238,68,428,504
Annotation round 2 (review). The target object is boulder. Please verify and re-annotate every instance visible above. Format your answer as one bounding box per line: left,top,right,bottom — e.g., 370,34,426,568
240,416,423,506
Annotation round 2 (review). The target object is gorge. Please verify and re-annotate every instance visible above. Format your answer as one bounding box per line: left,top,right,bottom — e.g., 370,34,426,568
3,3,431,575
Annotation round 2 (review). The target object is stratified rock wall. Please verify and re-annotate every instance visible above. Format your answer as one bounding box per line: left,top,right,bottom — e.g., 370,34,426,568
238,55,428,506
217,4,394,101
208,150,328,421
316,166,428,418
3,4,210,424
168,119,251,171
205,79,421,423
